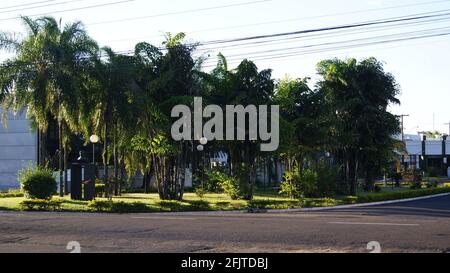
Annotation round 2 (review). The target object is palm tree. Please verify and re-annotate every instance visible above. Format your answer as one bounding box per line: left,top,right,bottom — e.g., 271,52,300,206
87,47,136,199
0,16,98,196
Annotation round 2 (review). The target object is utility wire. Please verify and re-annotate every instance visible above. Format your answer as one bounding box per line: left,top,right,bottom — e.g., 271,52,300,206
0,0,88,14
105,0,450,43
87,0,272,26
111,9,450,56
0,0,136,21
202,31,450,67
0,0,59,10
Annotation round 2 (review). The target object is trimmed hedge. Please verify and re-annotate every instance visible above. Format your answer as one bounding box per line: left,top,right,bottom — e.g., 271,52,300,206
349,187,450,204
20,200,63,211
0,191,24,199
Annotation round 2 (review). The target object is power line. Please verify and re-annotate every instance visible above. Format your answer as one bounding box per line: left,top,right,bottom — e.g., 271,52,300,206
202,31,450,67
202,26,450,60
87,0,272,26
0,0,136,22
111,9,450,56
105,0,450,43
197,17,450,52
0,0,59,10
197,9,450,46
0,0,88,15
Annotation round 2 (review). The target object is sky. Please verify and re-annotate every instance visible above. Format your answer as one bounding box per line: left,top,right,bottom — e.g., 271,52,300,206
1,0,450,135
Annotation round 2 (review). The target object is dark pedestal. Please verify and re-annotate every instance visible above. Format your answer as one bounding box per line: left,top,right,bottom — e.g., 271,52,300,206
71,164,83,201
83,165,96,201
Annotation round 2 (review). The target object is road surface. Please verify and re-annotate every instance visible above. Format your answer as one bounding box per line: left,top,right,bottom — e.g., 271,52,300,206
0,195,449,253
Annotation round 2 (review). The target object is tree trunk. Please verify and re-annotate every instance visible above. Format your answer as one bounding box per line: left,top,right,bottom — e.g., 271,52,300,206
103,121,110,199
63,135,69,195
113,125,119,197
58,119,64,197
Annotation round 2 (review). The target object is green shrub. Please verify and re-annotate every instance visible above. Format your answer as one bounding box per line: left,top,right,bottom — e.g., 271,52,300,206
87,200,113,212
356,187,450,203
248,200,302,210
343,196,358,204
200,171,224,193
279,168,319,199
279,169,302,199
95,184,106,198
19,199,62,211
111,202,153,213
195,187,207,199
87,200,155,213
410,182,422,190
214,172,247,200
18,166,56,200
315,162,340,197
0,190,24,198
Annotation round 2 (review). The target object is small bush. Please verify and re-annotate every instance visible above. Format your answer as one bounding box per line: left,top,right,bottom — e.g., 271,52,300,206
195,187,207,199
111,202,153,213
19,200,62,211
315,162,340,197
87,200,155,213
279,168,319,199
0,190,24,198
343,196,358,204
248,200,302,210
410,182,423,190
87,200,113,212
95,184,106,198
18,166,57,200
214,172,246,200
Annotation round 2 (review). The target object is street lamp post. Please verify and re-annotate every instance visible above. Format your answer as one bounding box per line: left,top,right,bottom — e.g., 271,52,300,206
197,137,208,189
90,135,100,179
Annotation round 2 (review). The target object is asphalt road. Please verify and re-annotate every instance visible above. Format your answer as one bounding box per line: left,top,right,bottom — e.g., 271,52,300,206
0,195,449,253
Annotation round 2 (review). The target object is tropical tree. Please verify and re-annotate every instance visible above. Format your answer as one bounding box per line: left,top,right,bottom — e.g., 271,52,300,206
85,47,137,199
200,54,275,200
0,16,98,196
317,57,401,195
274,76,330,173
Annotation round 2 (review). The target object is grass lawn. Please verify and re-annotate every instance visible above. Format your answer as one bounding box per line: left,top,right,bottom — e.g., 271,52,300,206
1,186,449,213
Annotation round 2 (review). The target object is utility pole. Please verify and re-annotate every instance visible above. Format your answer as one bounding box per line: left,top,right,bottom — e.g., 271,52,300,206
396,114,410,172
397,114,410,142
444,122,450,136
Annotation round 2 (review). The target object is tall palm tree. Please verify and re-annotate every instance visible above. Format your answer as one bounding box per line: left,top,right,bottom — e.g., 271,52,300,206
0,16,98,196
87,47,136,199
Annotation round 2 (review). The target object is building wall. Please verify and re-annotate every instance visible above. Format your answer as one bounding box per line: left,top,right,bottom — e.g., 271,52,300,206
0,109,37,191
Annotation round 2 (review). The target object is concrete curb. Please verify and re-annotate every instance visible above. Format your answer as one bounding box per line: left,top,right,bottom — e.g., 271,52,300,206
164,192,450,216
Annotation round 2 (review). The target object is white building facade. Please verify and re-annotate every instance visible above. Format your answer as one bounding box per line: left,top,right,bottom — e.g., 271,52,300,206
0,109,37,191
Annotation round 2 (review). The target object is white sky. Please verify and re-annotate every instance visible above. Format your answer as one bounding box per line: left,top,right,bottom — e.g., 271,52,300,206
1,0,450,135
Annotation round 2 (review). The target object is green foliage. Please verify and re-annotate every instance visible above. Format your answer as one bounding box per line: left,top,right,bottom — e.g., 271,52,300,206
280,168,319,199
19,199,62,211
195,187,207,199
95,183,106,198
218,173,245,200
0,190,24,198
248,199,303,210
279,169,303,199
315,162,340,197
410,182,423,190
18,165,56,200
87,200,154,213
356,187,450,203
343,196,358,204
